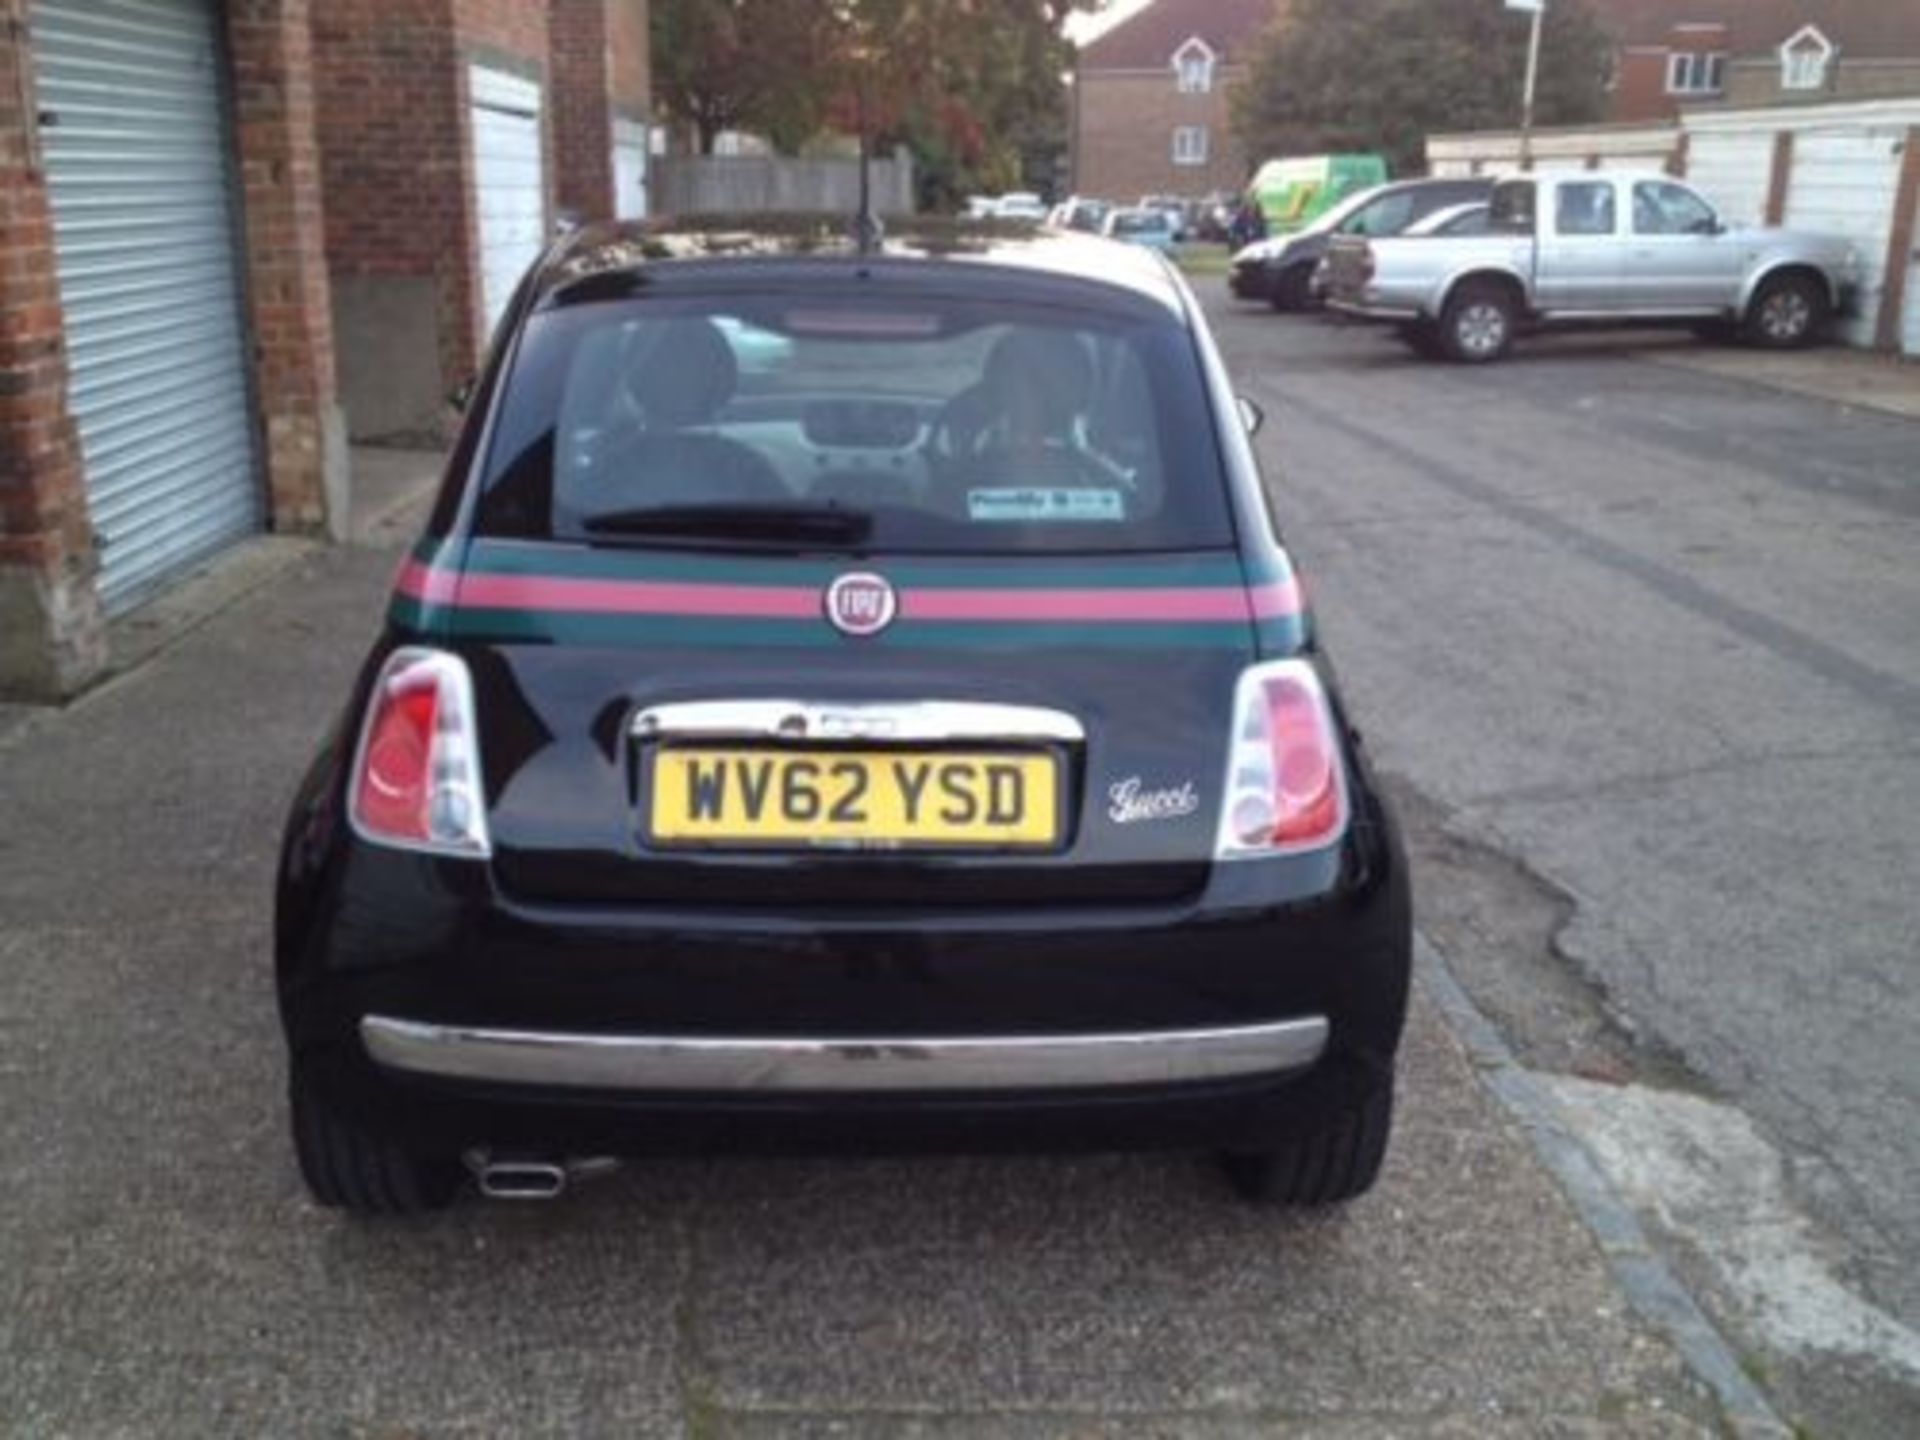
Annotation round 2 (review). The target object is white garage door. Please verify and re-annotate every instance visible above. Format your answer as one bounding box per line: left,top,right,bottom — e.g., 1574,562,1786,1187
613,117,648,220
33,0,261,614
1686,131,1774,229
469,66,546,335
1783,128,1906,349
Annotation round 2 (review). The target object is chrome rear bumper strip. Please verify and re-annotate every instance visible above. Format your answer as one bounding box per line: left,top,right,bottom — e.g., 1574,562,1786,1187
359,1015,1329,1093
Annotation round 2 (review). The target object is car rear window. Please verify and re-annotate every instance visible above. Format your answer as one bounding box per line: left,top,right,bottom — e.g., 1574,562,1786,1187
475,290,1234,554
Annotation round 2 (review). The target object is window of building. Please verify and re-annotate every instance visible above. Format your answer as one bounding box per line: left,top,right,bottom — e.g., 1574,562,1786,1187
1173,38,1215,94
1779,25,1834,91
1172,125,1209,167
1665,51,1726,94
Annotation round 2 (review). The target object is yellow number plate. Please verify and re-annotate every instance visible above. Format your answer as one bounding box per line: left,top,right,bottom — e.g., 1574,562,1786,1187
648,748,1060,850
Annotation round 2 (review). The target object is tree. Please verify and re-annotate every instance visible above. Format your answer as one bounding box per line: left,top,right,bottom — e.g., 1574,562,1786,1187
1232,0,1611,177
826,0,1091,206
652,0,1089,204
651,0,839,155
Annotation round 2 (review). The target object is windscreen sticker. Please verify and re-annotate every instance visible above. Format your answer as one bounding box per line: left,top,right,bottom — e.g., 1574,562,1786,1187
967,488,1126,523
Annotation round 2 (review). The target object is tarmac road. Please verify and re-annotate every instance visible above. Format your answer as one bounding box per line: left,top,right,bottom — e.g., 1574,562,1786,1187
1211,297,1920,1435
0,497,1722,1430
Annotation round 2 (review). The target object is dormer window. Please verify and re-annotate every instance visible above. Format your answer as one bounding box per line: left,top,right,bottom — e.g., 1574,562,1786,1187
1173,37,1216,94
1779,25,1834,91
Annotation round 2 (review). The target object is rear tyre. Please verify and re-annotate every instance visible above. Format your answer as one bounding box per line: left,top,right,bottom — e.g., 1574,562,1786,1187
1743,272,1829,350
1219,1073,1394,1206
1270,264,1317,313
1438,281,1516,363
292,1071,462,1216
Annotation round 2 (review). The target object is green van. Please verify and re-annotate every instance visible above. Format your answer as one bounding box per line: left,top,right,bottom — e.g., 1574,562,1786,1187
1247,153,1390,234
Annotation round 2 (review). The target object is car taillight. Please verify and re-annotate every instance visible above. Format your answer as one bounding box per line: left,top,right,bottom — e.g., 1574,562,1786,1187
348,648,491,858
1216,659,1348,859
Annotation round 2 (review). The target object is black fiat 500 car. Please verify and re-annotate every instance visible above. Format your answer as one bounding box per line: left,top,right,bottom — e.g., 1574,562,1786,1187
276,224,1411,1215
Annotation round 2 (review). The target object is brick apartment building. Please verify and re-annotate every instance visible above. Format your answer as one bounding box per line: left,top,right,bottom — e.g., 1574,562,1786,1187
1071,0,1283,202
0,0,648,701
1591,0,1920,123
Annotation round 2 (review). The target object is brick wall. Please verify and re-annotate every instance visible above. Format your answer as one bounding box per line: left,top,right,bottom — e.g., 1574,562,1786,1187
1722,57,1920,109
227,0,346,537
1611,50,1678,123
313,0,553,437
551,0,614,221
455,0,548,62
608,0,649,117
549,0,647,222
1074,66,1249,200
0,0,105,698
312,0,470,431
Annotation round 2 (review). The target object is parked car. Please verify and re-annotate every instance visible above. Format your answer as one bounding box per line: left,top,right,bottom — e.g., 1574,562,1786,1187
1307,201,1493,306
1305,201,1497,305
1400,200,1491,238
1103,206,1181,252
963,195,999,220
994,191,1048,222
1230,177,1493,311
1138,194,1193,241
1052,195,1112,234
275,222,1412,1216
1323,172,1862,362
1194,191,1239,244
1246,153,1389,235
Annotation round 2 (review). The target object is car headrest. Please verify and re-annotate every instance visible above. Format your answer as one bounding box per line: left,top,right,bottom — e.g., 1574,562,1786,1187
625,318,739,429
983,329,1094,432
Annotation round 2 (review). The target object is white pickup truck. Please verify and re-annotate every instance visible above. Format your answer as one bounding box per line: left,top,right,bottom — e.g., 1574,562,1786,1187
1323,172,1862,362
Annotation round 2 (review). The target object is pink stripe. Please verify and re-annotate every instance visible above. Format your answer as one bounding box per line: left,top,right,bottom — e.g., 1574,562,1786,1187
454,571,821,617
395,559,461,606
396,564,1305,624
1249,577,1305,619
904,586,1271,623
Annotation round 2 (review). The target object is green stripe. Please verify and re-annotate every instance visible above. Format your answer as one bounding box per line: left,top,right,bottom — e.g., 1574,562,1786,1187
426,608,1254,650
1253,615,1308,654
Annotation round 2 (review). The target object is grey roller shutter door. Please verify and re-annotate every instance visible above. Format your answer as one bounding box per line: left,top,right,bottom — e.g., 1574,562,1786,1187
33,0,261,614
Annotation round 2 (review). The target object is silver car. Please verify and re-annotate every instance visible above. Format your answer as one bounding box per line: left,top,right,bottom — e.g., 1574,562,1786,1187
1324,172,1862,362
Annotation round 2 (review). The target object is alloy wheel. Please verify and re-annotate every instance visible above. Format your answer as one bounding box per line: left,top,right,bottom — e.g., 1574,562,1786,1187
1456,302,1508,359
1760,289,1811,342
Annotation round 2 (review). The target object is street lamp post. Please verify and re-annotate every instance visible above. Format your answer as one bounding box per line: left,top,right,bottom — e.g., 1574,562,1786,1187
839,3,882,251
1507,0,1545,171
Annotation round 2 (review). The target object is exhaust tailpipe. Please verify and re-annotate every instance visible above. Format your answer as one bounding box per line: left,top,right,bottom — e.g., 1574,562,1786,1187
464,1150,618,1201
477,1158,567,1201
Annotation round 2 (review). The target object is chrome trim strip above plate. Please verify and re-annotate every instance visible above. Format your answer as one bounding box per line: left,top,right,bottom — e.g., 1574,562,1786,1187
360,1016,1329,1093
630,699,1085,745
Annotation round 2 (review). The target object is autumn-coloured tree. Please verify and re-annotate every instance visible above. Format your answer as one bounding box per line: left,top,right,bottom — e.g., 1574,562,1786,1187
1233,0,1611,178
653,0,1090,205
651,0,840,154
829,0,1088,204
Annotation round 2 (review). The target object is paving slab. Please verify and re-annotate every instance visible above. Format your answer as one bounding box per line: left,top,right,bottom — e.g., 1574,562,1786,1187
1640,344,1920,422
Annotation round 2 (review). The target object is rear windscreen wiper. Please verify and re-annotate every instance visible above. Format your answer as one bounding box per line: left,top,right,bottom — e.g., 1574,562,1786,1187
582,503,874,545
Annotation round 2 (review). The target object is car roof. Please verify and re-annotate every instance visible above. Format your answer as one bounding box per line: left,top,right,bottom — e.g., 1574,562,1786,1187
1501,171,1692,187
537,221,1191,319
1374,176,1492,193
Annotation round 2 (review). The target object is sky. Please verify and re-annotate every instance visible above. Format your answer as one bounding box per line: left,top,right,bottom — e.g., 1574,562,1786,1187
1063,0,1156,47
